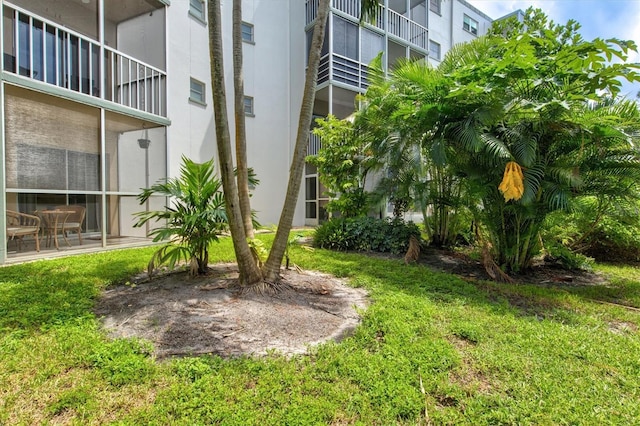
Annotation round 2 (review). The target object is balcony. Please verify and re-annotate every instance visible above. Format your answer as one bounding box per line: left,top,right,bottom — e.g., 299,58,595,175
318,53,370,90
2,2,167,118
306,0,428,50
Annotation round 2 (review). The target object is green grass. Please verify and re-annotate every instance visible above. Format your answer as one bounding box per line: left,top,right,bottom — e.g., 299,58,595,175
1,236,640,424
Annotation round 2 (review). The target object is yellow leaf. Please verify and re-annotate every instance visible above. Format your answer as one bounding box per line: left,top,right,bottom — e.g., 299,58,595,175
498,161,524,201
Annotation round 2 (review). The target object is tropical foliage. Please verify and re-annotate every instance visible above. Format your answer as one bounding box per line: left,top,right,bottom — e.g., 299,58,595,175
325,8,640,273
308,115,373,218
135,156,227,276
314,216,421,254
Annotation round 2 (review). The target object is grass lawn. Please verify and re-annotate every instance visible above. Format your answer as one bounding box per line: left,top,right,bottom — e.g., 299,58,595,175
1,234,639,424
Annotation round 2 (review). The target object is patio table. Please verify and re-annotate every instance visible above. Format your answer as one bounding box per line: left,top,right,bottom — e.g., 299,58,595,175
39,210,74,250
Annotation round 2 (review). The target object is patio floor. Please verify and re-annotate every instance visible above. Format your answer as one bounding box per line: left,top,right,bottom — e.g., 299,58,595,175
5,234,153,264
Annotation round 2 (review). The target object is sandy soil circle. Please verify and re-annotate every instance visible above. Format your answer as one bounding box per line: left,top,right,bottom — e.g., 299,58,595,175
95,264,369,359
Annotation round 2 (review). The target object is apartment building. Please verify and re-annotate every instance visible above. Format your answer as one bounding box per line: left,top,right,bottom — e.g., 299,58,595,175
0,0,492,262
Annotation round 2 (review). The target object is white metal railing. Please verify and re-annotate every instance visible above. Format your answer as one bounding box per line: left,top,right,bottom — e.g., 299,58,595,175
318,54,331,85
105,47,166,116
331,53,369,89
306,0,320,25
318,53,370,90
306,0,427,49
3,4,167,117
308,132,322,156
387,8,427,49
333,0,384,30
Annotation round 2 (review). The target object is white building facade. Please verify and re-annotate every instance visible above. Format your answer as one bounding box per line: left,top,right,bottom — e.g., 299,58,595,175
0,0,492,262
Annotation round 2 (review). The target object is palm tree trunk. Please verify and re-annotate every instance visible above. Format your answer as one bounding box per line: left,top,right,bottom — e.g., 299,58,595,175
233,0,254,239
262,0,331,281
208,0,262,286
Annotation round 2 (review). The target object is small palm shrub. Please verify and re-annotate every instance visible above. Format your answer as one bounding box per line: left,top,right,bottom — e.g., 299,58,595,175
135,156,228,276
313,217,421,255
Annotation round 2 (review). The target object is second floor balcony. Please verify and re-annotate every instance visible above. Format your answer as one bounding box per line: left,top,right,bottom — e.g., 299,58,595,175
306,0,428,50
2,1,167,118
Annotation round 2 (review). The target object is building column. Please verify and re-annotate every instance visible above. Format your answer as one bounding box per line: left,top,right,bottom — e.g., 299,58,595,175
0,4,7,263
0,81,6,264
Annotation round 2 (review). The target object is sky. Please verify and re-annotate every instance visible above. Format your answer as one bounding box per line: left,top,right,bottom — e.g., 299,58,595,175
466,0,640,99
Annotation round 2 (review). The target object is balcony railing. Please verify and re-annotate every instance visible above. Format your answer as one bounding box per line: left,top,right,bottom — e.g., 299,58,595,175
333,0,385,30
105,47,165,116
3,4,166,117
387,8,427,49
308,131,322,156
305,0,426,50
318,53,370,90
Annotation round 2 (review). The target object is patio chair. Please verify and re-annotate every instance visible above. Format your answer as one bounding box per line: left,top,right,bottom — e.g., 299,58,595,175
54,205,86,245
6,210,40,252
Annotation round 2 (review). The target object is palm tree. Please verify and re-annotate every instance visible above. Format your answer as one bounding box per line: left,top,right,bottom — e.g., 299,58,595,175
134,157,228,276
208,0,387,285
353,8,640,273
261,0,332,282
208,0,262,286
232,0,255,239
262,0,381,282
438,11,640,272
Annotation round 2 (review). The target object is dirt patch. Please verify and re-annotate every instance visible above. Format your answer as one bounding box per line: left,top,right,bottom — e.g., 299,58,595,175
95,264,368,359
418,246,608,287
607,320,638,335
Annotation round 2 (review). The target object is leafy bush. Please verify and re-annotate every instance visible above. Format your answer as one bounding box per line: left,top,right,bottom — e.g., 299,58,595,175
545,202,640,263
544,242,594,271
313,217,421,254
582,215,640,262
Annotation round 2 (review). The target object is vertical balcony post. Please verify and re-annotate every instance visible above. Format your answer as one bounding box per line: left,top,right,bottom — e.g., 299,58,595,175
14,10,19,74
66,33,71,89
28,15,34,79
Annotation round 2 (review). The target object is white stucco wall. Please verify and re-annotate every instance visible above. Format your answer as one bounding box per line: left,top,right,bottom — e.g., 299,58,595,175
427,0,492,64
163,0,306,227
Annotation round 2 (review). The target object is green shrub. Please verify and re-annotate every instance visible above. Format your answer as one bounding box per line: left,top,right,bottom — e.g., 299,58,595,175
545,204,640,263
544,242,594,271
583,215,640,262
313,217,421,254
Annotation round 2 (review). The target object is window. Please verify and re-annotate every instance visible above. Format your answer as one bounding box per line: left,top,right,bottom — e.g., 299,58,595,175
189,78,206,105
333,16,358,60
429,40,441,60
463,14,478,36
243,96,254,116
189,0,205,22
361,29,383,64
429,0,441,15
241,22,254,43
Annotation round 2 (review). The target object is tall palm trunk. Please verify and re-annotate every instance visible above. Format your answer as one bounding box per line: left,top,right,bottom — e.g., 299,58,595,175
233,0,254,239
262,0,331,281
208,0,262,286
